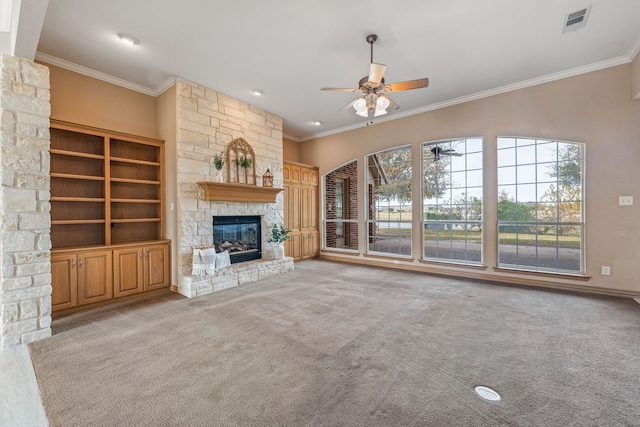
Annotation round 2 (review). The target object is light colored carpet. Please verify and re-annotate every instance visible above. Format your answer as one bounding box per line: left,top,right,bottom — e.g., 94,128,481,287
29,260,640,426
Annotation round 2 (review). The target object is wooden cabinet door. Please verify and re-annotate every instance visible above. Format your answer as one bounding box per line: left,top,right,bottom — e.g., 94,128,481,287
301,232,320,259
289,232,302,261
310,232,319,257
301,185,310,230
289,165,301,183
144,244,169,291
77,250,113,305
310,186,318,229
283,184,291,229
114,247,143,298
291,185,301,230
310,170,319,186
301,168,311,185
51,253,78,311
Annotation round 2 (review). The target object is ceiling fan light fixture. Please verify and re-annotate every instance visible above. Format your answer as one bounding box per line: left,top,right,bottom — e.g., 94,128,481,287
375,95,390,116
353,97,368,117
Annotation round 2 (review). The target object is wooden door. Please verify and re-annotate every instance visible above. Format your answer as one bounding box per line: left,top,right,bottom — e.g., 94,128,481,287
51,253,78,311
113,247,143,297
77,250,113,305
144,244,169,291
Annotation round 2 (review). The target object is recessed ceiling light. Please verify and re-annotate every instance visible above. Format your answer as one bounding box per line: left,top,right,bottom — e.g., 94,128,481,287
312,120,322,126
252,89,264,96
118,33,139,46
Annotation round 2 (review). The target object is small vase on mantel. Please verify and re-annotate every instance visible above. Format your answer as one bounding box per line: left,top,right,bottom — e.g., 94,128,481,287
214,169,223,183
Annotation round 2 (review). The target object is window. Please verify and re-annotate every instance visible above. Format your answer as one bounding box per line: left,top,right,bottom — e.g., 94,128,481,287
497,137,584,273
422,138,483,264
366,146,412,256
324,161,358,250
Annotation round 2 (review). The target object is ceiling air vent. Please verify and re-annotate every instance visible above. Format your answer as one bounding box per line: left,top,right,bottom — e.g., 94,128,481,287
562,6,591,33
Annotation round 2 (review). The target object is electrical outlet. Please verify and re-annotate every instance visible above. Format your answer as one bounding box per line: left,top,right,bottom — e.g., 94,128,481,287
619,196,633,206
601,266,611,276
393,260,400,264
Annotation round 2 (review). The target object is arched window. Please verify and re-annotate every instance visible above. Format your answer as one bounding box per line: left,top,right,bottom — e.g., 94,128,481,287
323,160,358,250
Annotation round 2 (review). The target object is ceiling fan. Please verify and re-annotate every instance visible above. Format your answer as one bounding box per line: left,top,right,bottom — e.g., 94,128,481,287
431,146,463,160
321,34,429,118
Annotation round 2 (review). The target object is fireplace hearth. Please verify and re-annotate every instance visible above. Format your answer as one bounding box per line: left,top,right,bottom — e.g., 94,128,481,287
212,215,262,264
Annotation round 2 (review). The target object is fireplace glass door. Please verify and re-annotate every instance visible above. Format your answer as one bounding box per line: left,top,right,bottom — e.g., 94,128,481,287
212,215,261,263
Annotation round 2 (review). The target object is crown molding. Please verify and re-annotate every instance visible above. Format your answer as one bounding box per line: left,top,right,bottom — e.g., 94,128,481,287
35,51,176,96
298,55,631,142
34,51,632,142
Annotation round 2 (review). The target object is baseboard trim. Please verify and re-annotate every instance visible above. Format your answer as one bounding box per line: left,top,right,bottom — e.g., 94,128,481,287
319,254,640,299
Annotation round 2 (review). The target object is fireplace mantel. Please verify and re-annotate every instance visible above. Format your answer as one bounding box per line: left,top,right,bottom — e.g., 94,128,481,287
198,181,283,203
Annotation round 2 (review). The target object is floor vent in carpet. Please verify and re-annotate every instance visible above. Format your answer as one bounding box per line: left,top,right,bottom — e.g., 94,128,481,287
474,386,501,401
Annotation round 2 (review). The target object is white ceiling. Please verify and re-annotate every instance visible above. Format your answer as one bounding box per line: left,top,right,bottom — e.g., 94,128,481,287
35,0,640,141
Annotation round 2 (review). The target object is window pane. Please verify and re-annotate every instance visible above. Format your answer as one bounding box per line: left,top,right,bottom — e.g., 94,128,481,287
498,137,516,149
498,148,516,167
423,138,483,265
498,166,516,185
516,145,536,163
537,142,557,163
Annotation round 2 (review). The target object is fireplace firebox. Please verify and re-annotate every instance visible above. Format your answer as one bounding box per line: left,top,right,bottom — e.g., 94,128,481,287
212,215,262,264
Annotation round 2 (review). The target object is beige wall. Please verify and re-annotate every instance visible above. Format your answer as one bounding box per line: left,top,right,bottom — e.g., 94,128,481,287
632,53,640,100
300,64,640,295
283,137,300,162
44,63,159,139
156,85,178,286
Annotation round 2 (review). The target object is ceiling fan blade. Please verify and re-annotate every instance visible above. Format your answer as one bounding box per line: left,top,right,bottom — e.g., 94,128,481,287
384,78,429,92
387,96,400,111
320,87,362,92
368,63,386,85
338,98,358,112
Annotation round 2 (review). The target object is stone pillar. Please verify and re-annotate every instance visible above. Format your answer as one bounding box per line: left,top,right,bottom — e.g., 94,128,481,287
0,54,52,348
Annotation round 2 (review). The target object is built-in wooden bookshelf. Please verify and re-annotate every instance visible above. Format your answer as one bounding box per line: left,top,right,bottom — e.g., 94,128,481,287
50,120,169,314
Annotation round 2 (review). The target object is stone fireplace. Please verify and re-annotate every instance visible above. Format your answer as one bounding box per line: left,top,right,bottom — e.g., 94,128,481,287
174,81,293,298
213,215,262,263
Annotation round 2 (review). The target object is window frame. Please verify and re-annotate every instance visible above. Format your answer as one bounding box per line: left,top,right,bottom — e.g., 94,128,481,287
322,160,359,252
496,136,585,275
421,138,484,266
365,145,413,258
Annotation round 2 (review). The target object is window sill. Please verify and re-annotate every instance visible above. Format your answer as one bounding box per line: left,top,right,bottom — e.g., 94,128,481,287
418,259,488,270
493,267,591,281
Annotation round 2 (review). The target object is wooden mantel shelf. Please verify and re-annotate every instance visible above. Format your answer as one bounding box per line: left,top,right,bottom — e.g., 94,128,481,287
198,181,283,203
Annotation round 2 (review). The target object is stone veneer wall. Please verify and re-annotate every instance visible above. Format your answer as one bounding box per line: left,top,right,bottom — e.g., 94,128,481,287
0,55,52,348
175,81,289,297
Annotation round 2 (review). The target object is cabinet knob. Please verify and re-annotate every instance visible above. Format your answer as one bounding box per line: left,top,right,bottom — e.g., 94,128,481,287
71,258,75,268
79,258,83,267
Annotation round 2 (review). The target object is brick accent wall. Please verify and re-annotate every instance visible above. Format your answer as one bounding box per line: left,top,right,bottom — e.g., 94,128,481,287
324,161,358,249
0,55,52,348
175,81,290,297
